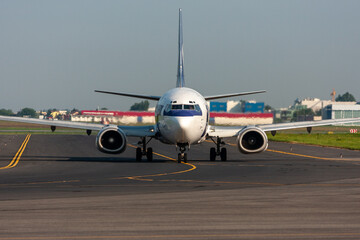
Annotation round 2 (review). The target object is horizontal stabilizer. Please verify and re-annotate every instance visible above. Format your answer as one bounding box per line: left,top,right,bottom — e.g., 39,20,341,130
204,90,266,101
95,90,161,101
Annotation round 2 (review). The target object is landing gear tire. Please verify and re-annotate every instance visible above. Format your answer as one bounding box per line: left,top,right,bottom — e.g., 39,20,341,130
146,147,153,162
177,153,182,163
220,148,227,161
136,147,142,162
210,147,216,161
177,152,187,163
177,144,188,163
136,137,154,162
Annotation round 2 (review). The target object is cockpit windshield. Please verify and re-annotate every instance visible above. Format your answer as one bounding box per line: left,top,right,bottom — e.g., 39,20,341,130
163,103,202,116
184,104,195,110
165,104,201,112
171,104,183,110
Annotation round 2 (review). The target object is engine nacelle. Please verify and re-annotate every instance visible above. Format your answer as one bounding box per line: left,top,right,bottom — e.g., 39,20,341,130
96,126,127,154
236,127,268,154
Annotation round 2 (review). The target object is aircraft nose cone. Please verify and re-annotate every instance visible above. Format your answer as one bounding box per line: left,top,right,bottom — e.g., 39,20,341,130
172,117,195,144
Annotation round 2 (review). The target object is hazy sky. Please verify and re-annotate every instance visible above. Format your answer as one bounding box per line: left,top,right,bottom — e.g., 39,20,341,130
1,0,360,111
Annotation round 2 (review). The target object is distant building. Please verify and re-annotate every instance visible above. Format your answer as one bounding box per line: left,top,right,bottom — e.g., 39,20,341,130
227,100,242,112
209,100,265,113
243,102,264,113
75,110,273,126
209,102,227,112
147,107,156,112
295,97,357,112
322,104,360,123
298,98,332,112
209,112,273,125
75,111,155,124
274,108,292,123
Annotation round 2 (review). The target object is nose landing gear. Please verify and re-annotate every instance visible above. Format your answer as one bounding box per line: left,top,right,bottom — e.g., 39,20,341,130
136,137,153,162
177,144,188,163
209,137,227,161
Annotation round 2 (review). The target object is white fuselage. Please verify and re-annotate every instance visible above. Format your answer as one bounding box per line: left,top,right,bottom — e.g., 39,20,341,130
155,87,208,146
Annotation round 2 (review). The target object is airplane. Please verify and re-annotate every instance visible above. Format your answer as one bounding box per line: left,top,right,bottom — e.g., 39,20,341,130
1,9,360,163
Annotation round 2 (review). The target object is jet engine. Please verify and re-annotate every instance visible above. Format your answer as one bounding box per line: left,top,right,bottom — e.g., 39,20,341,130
236,127,268,154
96,126,127,154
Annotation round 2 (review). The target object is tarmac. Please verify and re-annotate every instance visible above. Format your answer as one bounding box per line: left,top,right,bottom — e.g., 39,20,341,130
1,134,360,239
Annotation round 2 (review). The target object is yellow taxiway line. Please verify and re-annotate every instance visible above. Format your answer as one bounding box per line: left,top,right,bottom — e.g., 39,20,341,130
117,144,197,181
224,142,357,161
0,134,31,170
266,148,336,160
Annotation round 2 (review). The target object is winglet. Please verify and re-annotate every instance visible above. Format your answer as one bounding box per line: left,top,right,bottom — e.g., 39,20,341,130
176,8,185,88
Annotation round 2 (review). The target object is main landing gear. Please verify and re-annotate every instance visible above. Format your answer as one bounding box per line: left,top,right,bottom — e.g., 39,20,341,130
136,137,153,162
177,144,188,163
209,137,227,161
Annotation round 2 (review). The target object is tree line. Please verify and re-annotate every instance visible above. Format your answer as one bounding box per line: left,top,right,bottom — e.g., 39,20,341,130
0,108,37,117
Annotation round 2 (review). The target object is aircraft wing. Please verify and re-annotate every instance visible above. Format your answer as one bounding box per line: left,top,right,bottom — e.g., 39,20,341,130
0,116,157,137
257,118,360,132
204,90,266,101
207,117,360,138
95,90,161,101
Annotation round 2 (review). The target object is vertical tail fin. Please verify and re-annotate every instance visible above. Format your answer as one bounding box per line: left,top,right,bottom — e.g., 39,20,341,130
176,8,185,88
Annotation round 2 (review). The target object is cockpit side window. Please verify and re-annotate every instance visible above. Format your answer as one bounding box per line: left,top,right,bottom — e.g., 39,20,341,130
165,104,172,112
194,104,201,112
155,105,163,115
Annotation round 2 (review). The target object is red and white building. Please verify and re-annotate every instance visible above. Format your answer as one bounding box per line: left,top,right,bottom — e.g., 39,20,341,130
72,110,273,126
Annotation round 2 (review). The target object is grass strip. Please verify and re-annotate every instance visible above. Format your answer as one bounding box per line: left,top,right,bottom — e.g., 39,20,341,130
268,133,360,150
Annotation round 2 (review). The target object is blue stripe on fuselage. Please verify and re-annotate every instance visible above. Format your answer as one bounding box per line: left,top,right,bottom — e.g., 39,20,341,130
164,110,202,117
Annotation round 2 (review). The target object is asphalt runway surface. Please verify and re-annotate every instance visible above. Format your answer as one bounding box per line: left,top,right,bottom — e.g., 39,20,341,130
1,134,360,240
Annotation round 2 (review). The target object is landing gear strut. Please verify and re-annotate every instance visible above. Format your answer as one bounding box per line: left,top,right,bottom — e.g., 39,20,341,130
136,137,153,162
177,144,188,163
209,137,227,161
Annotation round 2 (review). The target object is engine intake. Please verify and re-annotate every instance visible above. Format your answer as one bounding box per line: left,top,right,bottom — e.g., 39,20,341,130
96,127,127,154
237,127,268,154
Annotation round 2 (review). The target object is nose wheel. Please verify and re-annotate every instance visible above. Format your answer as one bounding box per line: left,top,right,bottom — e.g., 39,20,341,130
178,152,187,163
209,137,227,161
136,137,153,162
177,145,188,163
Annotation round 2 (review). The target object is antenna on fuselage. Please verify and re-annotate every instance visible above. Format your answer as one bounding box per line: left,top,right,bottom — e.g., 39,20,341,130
176,8,185,88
